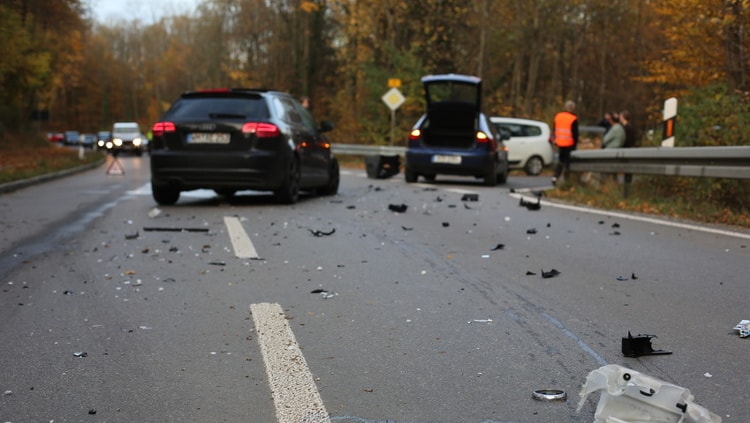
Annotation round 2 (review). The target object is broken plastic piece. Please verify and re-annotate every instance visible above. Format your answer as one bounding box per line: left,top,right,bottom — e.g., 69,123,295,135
309,228,335,237
388,204,408,213
577,364,721,423
541,269,560,279
442,222,450,227
532,389,567,401
461,193,479,202
527,228,537,234
73,352,88,358
622,331,672,357
519,196,541,211
143,227,209,233
491,244,505,251
734,320,750,338
125,231,139,240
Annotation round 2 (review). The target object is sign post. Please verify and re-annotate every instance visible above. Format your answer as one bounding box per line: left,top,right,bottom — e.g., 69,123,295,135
381,83,405,146
662,97,677,147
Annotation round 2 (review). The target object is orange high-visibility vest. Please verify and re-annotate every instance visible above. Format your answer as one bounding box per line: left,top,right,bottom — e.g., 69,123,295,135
554,111,577,147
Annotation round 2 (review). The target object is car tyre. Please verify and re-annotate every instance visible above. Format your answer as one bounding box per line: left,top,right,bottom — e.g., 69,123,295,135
152,181,180,205
524,155,544,176
405,167,418,183
483,162,498,186
423,173,436,182
274,157,300,204
318,158,340,196
497,164,509,184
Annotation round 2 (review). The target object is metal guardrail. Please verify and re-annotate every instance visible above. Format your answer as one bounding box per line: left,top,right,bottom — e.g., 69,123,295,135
569,146,750,179
331,144,406,157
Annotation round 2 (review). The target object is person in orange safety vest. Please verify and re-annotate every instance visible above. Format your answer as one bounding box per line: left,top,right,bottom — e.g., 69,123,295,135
552,100,579,184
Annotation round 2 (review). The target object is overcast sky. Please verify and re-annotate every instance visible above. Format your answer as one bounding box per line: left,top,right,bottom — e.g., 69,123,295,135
86,0,201,23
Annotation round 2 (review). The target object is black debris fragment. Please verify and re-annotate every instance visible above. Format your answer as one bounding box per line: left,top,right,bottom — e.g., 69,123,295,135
63,290,75,295
610,231,621,236
346,205,356,210
435,196,443,202
526,228,537,235
616,276,629,281
622,331,672,357
125,231,139,240
491,244,505,251
541,269,560,279
463,203,472,210
442,222,450,227
309,228,336,237
88,409,97,415
388,204,408,213
526,271,537,276
208,262,226,266
144,227,209,233
73,352,88,358
519,196,541,211
461,193,479,202
612,223,621,228
598,220,605,225
310,288,336,299
402,226,414,231
631,273,638,280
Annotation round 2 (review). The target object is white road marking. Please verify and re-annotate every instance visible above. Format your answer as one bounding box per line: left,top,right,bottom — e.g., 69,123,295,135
223,216,260,259
510,193,750,241
250,302,331,423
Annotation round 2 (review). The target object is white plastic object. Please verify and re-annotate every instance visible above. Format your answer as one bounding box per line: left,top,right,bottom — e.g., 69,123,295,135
577,364,721,423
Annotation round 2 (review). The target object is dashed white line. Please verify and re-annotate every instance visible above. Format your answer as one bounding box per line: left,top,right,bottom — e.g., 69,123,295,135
224,216,260,259
250,302,331,423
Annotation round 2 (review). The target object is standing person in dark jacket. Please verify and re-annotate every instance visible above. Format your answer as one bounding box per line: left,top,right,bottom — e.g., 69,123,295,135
552,100,579,184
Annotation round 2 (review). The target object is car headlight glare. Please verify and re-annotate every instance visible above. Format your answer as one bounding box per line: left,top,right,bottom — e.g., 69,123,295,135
113,138,123,146
133,138,142,146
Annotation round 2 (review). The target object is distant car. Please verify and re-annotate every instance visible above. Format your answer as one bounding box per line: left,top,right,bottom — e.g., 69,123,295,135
490,117,554,176
109,122,145,156
149,88,340,205
405,74,509,186
47,132,64,143
79,133,97,149
96,131,111,150
63,131,80,146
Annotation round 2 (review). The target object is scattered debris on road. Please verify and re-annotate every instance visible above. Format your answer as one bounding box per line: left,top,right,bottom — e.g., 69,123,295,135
388,204,408,213
621,332,672,357
491,244,505,251
532,389,567,401
143,227,209,233
541,269,560,279
308,228,336,237
577,364,721,423
461,193,479,202
310,288,337,299
734,320,750,337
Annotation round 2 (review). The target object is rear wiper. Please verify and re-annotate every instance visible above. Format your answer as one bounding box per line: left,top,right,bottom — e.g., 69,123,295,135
208,113,246,119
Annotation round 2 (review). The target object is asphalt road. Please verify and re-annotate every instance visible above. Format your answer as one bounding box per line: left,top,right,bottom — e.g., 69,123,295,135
1,155,748,423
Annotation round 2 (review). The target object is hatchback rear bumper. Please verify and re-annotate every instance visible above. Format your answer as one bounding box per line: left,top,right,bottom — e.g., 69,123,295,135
150,150,288,191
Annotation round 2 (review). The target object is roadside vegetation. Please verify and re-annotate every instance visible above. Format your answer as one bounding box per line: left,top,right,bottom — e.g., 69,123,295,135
0,132,104,185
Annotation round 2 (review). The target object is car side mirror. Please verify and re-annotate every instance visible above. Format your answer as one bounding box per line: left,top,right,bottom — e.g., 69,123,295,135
320,120,334,132
499,128,511,141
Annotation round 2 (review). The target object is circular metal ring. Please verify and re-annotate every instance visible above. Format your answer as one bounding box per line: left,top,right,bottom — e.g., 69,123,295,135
532,389,567,401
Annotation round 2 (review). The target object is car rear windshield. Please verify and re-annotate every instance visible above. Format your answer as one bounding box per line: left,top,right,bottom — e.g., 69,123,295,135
166,97,270,120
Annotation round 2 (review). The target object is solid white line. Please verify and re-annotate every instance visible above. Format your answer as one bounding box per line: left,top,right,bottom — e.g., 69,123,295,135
250,302,331,423
510,193,750,241
223,216,260,259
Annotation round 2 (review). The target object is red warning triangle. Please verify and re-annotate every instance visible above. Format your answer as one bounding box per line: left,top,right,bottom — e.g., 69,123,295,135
106,158,125,175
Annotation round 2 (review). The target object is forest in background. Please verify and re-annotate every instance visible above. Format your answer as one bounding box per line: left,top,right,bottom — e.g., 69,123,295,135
1,0,750,148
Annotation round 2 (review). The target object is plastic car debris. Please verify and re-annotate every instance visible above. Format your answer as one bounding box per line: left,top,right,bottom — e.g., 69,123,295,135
73,352,88,358
309,228,335,237
388,204,408,213
621,331,672,357
143,227,209,233
491,244,505,251
519,196,541,210
577,364,721,423
532,389,567,401
461,193,479,202
526,271,537,275
734,320,750,337
541,268,560,278
527,228,537,234
402,226,413,231
125,231,139,240
468,319,493,324
310,288,337,299
442,222,450,227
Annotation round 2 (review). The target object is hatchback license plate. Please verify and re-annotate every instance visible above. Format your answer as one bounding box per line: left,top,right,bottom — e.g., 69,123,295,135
432,155,462,164
187,133,230,144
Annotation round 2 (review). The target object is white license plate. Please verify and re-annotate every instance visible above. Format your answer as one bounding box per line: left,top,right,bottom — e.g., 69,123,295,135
187,133,230,144
432,155,462,164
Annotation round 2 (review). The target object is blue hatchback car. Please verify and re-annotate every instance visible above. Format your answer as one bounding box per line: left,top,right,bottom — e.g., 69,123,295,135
405,74,509,186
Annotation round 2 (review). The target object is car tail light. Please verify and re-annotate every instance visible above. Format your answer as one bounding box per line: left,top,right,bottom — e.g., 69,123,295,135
408,129,422,141
476,131,490,143
152,122,176,136
242,122,280,138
